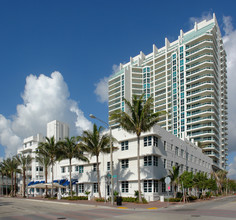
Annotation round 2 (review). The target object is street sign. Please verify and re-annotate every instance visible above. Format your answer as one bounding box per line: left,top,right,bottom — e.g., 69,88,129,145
166,184,171,192
165,177,171,184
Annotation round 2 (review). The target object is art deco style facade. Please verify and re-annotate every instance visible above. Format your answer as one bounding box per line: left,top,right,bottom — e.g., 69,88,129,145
108,14,228,170
17,120,69,193
18,121,212,201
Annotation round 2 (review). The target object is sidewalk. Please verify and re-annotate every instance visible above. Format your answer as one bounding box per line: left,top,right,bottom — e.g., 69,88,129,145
8,196,184,210
2,195,233,210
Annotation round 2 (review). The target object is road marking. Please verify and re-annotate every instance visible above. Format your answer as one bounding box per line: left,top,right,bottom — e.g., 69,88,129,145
147,207,158,210
117,207,128,209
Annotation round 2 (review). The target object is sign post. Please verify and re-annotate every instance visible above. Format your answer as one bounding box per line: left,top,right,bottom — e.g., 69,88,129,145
165,177,171,208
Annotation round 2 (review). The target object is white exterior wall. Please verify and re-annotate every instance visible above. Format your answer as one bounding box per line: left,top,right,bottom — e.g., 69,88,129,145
47,120,69,142
17,134,45,195
18,122,212,201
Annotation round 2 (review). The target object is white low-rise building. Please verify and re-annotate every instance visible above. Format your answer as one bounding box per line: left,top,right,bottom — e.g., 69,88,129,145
17,120,212,201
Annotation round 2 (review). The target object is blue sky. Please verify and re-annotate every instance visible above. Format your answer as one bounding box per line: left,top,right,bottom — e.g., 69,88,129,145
0,0,236,178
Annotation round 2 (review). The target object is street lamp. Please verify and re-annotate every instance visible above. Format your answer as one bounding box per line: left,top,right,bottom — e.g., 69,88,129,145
89,114,114,205
26,155,29,198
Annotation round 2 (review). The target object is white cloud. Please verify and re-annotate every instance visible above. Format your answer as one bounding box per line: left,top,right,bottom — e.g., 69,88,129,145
228,155,236,180
94,77,109,103
189,11,213,27
94,64,120,103
0,71,92,157
222,16,236,153
0,115,22,157
223,16,233,36
112,64,120,74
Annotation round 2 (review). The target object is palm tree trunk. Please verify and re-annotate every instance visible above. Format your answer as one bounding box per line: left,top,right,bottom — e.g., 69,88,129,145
96,155,101,198
137,135,141,203
2,174,4,196
45,165,48,197
51,162,54,198
14,171,16,197
23,169,26,197
173,183,176,198
69,159,72,198
11,172,13,197
6,175,8,196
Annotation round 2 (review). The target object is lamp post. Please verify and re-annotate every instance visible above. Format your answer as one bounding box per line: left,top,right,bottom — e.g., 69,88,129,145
89,114,114,205
26,155,29,198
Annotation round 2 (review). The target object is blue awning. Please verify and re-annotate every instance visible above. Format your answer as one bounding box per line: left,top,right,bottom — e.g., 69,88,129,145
72,179,78,185
59,179,66,185
28,181,34,186
33,181,40,185
40,181,45,183
63,180,69,186
53,180,58,183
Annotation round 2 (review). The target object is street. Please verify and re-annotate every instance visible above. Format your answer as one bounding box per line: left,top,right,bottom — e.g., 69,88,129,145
0,196,236,219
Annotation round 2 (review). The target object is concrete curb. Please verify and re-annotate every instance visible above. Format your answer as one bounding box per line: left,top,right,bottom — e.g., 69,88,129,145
1,195,235,211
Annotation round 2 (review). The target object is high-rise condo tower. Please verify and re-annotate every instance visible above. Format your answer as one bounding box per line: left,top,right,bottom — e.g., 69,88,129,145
108,14,228,170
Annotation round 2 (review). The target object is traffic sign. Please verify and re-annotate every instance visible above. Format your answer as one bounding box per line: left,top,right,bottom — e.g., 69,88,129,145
165,177,171,184
166,185,171,192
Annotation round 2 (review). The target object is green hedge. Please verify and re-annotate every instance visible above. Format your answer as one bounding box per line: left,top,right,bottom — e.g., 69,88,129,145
120,197,148,203
189,196,197,201
167,198,181,202
121,197,137,202
95,198,106,202
166,196,197,202
62,196,88,200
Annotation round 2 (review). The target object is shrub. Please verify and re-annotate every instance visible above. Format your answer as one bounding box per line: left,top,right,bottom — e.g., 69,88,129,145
62,196,88,200
85,191,90,196
176,192,183,198
113,191,119,196
95,198,105,202
188,196,197,201
206,192,212,198
122,197,137,202
168,198,181,202
121,196,148,203
142,197,148,204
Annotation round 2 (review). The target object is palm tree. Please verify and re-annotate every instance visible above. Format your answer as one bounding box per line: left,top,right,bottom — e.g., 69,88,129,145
79,124,110,199
57,137,89,198
35,153,50,197
2,157,18,197
168,165,180,198
212,170,228,194
193,171,208,197
1,159,10,196
16,154,32,197
110,94,165,202
0,162,5,196
12,156,21,197
37,136,60,198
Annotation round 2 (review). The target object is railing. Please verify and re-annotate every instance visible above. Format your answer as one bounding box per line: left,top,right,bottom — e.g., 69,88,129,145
186,53,213,63
186,60,213,70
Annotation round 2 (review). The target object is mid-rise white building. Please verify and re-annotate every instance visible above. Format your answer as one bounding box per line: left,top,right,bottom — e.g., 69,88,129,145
18,121,212,201
17,133,45,194
17,120,69,195
47,120,69,142
108,14,228,170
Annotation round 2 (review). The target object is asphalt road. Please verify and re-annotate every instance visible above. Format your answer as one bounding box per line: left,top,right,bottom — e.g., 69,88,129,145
0,195,236,220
